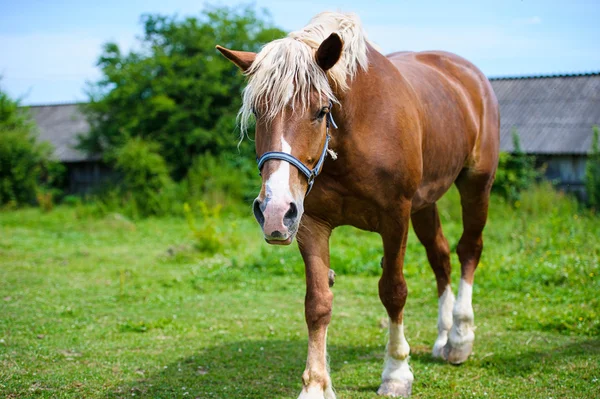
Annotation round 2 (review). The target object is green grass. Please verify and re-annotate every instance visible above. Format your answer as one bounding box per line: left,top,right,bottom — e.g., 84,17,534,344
1,185,599,398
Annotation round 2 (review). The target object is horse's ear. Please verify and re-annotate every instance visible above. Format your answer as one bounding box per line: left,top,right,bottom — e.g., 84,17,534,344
315,33,343,71
216,45,256,72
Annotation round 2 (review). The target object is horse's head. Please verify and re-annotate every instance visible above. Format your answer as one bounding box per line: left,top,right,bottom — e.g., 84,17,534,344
217,33,343,245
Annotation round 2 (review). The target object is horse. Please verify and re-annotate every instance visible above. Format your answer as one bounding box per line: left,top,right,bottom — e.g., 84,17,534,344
217,11,499,399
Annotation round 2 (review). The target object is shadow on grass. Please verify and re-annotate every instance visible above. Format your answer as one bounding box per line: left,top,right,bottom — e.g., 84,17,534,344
477,338,600,377
105,338,600,398
104,339,379,399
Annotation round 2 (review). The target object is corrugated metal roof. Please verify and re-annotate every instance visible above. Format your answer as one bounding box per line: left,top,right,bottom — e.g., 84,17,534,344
27,103,93,162
490,72,600,154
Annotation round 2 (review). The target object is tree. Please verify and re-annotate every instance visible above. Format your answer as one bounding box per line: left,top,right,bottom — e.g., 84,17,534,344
585,125,600,208
0,82,59,206
81,5,285,180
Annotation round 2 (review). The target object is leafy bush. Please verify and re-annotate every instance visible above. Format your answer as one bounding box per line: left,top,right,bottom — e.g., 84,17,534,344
110,137,175,217
0,86,63,207
185,152,258,208
585,125,600,208
493,129,538,204
0,127,48,206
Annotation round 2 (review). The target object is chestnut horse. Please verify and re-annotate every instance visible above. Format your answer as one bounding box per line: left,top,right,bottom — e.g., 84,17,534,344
217,12,499,399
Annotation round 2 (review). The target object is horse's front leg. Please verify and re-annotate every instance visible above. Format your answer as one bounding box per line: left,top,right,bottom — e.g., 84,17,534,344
378,202,414,398
297,216,335,399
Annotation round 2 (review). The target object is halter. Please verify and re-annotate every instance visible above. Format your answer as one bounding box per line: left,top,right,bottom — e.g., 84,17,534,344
257,101,338,196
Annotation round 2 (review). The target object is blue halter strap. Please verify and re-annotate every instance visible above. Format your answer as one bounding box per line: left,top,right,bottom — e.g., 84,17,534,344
257,101,337,196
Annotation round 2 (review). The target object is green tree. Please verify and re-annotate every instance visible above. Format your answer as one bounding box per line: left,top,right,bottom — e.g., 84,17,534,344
585,125,600,208
0,83,60,206
493,128,538,204
81,5,285,180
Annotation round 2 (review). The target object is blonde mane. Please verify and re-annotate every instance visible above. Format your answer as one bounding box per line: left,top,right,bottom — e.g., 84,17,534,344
239,12,371,133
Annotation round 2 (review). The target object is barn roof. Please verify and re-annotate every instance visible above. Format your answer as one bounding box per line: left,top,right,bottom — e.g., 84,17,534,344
27,103,94,163
490,72,600,155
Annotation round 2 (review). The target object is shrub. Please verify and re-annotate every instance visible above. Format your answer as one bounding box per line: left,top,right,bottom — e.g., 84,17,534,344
185,152,258,208
585,125,600,208
1,88,65,207
183,201,225,254
0,126,47,206
493,129,538,204
110,137,175,217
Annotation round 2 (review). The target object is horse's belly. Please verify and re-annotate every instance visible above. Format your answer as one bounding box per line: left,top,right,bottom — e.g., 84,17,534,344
411,177,457,213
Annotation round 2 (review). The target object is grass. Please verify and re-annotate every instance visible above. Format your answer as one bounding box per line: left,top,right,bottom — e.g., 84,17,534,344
1,184,599,398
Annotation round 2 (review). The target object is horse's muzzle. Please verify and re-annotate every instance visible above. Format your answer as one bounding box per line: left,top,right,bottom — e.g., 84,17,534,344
253,197,301,245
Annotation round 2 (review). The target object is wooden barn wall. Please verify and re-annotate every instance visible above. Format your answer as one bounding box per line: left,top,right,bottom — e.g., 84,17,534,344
64,161,115,194
536,154,588,199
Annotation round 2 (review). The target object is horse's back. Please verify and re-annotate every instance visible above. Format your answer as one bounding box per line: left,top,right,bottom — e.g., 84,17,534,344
386,50,500,208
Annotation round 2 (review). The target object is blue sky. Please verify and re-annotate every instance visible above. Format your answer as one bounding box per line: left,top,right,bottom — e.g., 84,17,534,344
1,0,598,105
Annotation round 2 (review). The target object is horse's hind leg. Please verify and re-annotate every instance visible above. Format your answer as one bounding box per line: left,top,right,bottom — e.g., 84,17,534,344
411,204,455,358
443,171,494,364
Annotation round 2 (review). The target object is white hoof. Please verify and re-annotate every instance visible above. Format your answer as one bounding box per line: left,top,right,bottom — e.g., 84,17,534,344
442,338,473,364
432,330,448,358
442,323,475,364
298,384,336,399
377,379,413,397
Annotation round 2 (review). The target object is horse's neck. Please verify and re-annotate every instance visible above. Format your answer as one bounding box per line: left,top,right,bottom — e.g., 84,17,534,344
334,48,398,133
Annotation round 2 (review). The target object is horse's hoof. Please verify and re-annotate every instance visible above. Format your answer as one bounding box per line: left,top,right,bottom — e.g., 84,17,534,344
298,384,336,399
432,341,445,359
377,379,412,397
442,340,473,364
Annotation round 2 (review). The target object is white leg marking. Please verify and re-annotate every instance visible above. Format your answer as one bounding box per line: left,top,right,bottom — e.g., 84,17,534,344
378,321,413,397
298,328,335,399
432,285,455,357
444,279,475,363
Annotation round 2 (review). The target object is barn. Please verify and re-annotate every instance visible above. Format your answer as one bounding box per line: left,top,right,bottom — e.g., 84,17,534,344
490,72,600,198
28,72,600,195
28,103,112,194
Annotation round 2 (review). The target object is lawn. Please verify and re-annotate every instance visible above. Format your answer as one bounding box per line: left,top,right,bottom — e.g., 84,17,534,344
1,186,599,398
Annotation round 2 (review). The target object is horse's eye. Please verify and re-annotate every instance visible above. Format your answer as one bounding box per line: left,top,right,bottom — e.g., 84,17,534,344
315,106,329,121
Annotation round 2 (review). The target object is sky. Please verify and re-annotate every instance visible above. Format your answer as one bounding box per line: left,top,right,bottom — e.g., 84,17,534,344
0,0,598,105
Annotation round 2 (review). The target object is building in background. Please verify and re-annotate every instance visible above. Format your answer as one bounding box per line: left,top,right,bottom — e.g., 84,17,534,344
490,72,600,199
27,72,600,196
28,103,112,194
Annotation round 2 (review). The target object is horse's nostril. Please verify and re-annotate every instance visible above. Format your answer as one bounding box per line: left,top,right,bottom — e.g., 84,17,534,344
270,230,283,238
253,199,265,227
283,202,298,227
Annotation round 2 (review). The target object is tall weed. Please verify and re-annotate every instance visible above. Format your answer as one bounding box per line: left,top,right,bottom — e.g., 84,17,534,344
183,201,241,254
585,125,600,208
